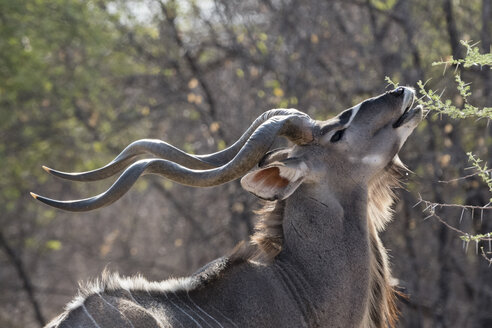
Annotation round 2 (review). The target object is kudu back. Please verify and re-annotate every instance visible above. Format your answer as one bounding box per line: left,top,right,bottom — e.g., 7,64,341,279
33,87,422,328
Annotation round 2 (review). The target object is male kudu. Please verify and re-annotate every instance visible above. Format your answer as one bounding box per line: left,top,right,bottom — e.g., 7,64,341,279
33,86,422,327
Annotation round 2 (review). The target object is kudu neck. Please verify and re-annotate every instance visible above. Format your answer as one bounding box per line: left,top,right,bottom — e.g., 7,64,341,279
277,184,371,326
280,183,370,278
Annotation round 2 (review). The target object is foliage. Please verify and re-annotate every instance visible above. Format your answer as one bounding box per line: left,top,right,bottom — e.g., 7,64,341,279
432,40,492,69
414,42,492,120
416,75,492,119
388,41,492,261
386,41,491,118
0,0,143,219
467,152,492,197
0,3,144,324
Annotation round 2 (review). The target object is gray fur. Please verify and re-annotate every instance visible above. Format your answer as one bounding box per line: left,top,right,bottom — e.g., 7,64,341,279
41,87,422,328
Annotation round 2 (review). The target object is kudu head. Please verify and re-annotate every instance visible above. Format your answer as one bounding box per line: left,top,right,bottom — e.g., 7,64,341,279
31,87,421,213
240,86,422,202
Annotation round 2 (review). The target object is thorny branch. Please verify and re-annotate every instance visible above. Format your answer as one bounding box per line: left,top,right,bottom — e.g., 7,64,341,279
481,247,492,266
416,195,492,263
438,169,492,184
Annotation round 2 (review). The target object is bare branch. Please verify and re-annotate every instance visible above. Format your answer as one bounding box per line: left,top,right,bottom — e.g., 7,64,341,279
438,169,492,184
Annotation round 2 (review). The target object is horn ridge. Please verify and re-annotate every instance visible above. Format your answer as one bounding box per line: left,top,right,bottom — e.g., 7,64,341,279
43,109,309,182
32,159,166,212
32,112,314,212
42,139,216,182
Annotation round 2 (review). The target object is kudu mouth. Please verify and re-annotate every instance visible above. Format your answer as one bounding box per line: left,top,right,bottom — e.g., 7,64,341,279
393,104,423,128
392,88,422,128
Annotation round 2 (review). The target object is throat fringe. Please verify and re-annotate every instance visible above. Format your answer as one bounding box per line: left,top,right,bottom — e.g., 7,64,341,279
230,201,285,263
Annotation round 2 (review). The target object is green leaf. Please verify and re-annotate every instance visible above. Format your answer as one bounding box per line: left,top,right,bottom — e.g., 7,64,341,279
370,0,397,11
45,240,62,251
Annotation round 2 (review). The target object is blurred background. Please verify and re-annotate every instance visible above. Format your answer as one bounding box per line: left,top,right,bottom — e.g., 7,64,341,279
1,0,491,327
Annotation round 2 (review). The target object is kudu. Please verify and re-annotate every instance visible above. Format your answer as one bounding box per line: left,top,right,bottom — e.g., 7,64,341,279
33,86,422,328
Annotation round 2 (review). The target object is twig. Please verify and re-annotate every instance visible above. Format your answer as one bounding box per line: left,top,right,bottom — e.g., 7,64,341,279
438,169,492,184
416,196,492,211
423,210,468,236
480,247,492,266
416,196,492,246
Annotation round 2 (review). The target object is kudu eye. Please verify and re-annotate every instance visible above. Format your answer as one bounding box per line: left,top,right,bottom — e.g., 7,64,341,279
330,129,345,142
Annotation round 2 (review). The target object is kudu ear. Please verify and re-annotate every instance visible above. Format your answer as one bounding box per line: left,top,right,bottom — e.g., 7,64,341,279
241,158,309,201
258,147,291,166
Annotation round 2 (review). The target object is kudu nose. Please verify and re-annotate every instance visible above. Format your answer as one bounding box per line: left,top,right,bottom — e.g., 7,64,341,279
391,87,405,96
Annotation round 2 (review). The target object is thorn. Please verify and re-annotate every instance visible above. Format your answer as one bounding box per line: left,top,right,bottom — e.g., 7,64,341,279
454,62,460,74
423,214,433,221
413,199,422,208
476,241,479,254
422,78,431,88
459,207,465,224
30,192,38,200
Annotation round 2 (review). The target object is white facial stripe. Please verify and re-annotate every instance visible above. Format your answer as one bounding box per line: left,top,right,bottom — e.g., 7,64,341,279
361,154,385,167
347,103,361,126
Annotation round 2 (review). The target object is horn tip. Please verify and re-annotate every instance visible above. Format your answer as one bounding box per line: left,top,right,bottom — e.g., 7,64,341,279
30,192,39,200
42,165,51,173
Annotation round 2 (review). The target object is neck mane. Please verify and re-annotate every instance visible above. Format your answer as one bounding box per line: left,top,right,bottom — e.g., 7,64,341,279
232,159,406,328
